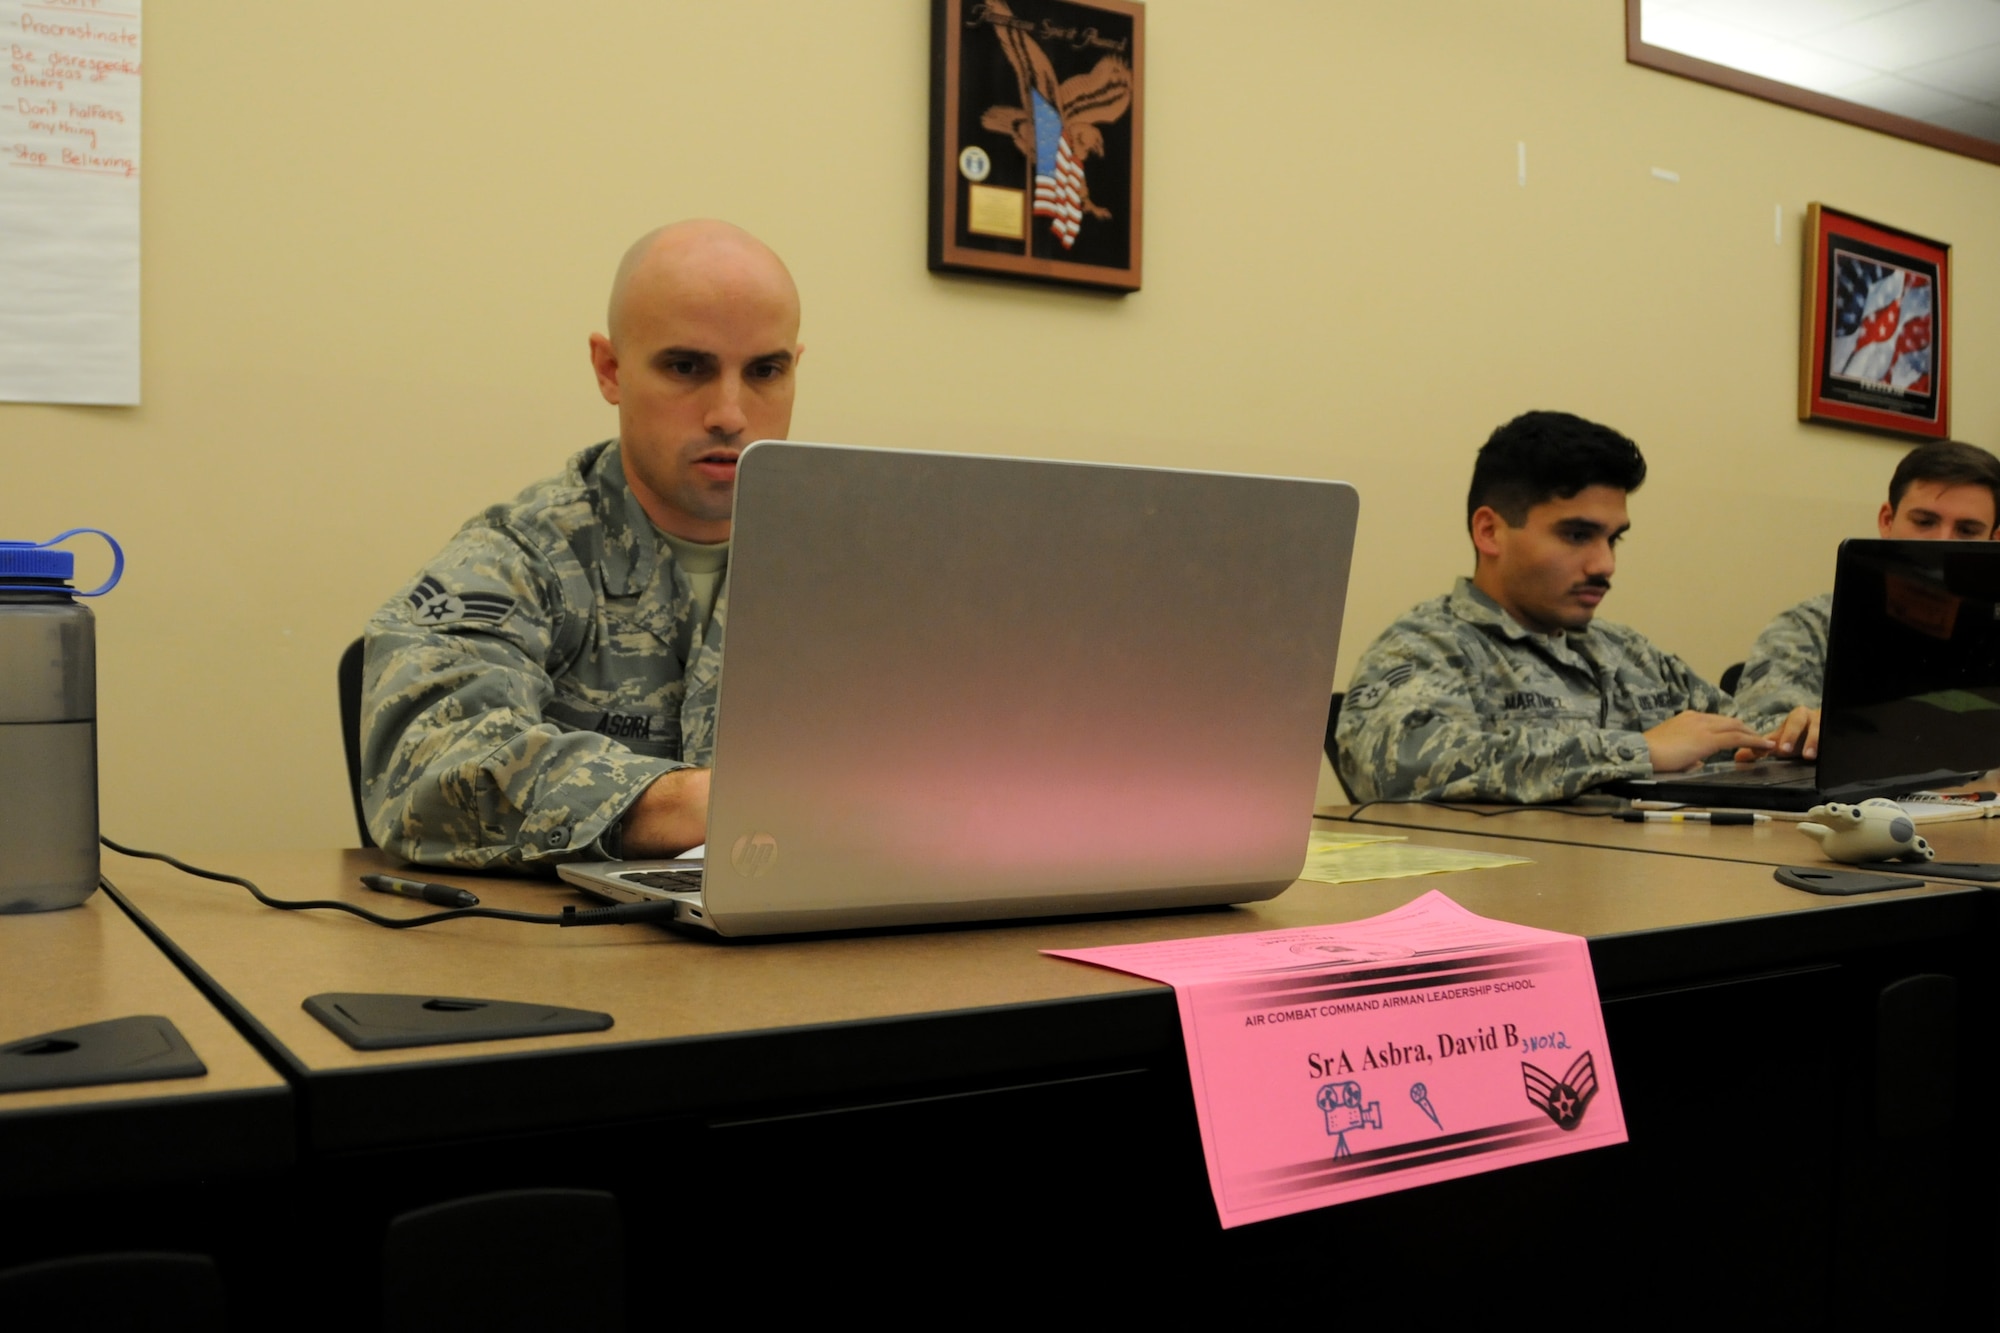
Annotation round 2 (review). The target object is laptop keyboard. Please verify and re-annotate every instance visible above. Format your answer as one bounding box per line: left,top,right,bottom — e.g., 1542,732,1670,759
619,868,705,893
1677,762,1814,789
1646,758,1815,789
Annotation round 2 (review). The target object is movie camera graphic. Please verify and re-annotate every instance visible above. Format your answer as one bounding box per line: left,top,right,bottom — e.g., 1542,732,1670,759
1315,1081,1382,1159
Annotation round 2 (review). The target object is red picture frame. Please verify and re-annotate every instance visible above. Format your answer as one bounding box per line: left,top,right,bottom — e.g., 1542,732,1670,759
1799,204,1950,441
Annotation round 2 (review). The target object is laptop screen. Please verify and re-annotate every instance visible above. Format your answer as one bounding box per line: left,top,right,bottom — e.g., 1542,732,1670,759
1820,539,2000,790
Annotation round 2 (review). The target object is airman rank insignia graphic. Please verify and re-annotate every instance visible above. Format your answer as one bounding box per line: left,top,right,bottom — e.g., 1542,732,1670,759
1345,682,1387,710
408,575,517,628
1523,1051,1599,1131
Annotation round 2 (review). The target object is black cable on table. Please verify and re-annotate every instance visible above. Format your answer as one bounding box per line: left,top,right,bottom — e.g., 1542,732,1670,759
99,836,680,930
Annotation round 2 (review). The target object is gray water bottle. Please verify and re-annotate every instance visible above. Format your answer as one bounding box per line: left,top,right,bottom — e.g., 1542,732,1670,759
0,529,123,912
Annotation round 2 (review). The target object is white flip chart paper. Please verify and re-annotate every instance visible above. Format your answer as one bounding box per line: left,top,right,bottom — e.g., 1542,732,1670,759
0,0,141,405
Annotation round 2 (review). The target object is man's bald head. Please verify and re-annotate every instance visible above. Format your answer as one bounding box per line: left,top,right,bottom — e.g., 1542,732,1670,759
588,221,805,541
604,219,800,347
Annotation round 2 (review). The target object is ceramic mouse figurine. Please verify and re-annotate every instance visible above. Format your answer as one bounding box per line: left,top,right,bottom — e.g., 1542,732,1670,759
1797,798,1935,864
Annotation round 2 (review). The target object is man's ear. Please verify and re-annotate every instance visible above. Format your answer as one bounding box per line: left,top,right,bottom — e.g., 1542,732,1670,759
588,333,621,406
1877,500,1896,537
1470,506,1508,560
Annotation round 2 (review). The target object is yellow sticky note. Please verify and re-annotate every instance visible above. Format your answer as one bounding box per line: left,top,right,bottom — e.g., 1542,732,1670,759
1298,838,1530,886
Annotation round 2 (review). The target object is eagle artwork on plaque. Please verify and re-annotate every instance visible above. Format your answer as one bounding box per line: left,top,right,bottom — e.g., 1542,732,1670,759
978,5,1131,251
929,0,1145,291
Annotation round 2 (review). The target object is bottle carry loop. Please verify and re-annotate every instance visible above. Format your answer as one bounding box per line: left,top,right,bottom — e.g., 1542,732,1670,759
0,528,124,596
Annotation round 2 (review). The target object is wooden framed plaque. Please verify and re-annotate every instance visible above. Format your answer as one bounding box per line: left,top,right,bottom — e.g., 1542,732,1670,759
928,0,1144,292
1799,204,1950,441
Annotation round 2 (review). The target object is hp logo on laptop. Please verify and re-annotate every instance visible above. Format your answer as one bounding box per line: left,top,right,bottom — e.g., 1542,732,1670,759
730,832,779,877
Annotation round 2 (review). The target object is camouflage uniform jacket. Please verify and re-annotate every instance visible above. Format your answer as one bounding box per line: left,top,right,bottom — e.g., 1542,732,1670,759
1729,592,1832,732
362,441,721,870
1335,578,1732,804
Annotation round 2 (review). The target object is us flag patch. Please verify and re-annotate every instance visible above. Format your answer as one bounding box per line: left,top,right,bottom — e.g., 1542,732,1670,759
408,575,516,628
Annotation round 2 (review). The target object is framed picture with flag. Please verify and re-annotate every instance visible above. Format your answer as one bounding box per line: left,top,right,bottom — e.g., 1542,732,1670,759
928,0,1144,292
1799,204,1950,440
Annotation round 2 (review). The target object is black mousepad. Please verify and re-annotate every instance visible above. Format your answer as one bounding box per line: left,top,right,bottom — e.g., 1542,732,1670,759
303,993,613,1050
0,1015,206,1093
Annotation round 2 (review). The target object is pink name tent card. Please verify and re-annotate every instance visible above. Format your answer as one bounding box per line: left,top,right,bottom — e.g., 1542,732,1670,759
1046,890,1627,1228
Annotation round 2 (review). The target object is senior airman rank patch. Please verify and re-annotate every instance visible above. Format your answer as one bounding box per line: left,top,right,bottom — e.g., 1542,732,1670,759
1523,1051,1599,1131
408,575,517,628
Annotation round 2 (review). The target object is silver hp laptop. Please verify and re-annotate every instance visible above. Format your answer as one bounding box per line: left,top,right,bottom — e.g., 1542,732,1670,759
558,440,1360,936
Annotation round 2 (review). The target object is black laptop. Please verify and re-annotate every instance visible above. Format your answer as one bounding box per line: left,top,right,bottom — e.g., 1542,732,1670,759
1604,539,2000,812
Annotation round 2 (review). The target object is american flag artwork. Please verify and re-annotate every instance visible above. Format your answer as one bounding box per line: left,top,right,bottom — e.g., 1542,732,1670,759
1030,89,1085,249
1830,252,1933,395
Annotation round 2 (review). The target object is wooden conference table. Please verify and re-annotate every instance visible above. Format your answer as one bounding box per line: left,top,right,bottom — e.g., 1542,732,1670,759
75,829,1989,1322
1322,799,2000,1313
0,888,293,1285
1321,793,2000,865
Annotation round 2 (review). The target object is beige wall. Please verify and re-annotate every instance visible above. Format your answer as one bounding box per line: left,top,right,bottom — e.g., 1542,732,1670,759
2,2,1995,849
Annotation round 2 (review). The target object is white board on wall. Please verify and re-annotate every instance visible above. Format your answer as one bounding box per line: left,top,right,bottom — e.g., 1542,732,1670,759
0,0,141,406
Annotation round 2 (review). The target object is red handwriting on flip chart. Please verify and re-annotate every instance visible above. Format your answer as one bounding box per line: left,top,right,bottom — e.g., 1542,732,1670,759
3,1,138,177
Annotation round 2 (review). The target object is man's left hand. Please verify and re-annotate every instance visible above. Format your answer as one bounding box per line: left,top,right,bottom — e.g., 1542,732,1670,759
1736,706,1819,763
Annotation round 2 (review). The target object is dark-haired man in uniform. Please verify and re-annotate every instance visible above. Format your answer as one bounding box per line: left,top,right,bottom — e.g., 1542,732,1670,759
1336,410,1789,804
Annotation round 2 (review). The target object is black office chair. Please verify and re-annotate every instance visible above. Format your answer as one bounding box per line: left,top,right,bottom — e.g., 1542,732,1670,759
1323,692,1356,803
0,1252,226,1331
338,636,376,849
1719,660,1745,695
383,1188,624,1333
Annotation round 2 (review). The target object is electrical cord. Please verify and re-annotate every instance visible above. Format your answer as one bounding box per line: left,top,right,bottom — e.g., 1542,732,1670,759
99,836,683,930
103,798,1612,929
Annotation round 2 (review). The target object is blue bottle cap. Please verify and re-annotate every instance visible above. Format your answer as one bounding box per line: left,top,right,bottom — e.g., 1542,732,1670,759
0,542,74,581
0,531,122,595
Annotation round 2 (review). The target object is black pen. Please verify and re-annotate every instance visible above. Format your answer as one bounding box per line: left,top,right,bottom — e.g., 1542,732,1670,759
360,873,480,908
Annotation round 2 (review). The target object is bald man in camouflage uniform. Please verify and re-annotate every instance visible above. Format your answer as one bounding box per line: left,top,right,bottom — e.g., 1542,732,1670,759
1336,412,1780,805
1733,440,2000,733
363,221,803,869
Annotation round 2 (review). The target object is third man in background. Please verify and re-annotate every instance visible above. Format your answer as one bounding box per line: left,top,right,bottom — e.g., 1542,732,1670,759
1731,439,2000,742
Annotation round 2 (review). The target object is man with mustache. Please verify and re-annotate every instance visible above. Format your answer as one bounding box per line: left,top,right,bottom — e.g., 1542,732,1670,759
1731,439,2000,746
361,220,803,867
1336,411,1783,804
